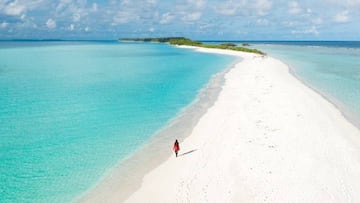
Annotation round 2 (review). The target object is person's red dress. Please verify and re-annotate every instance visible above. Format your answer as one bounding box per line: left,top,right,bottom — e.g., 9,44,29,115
173,142,180,152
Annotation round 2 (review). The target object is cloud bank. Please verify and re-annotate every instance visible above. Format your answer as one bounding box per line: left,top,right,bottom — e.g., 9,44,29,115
0,0,359,40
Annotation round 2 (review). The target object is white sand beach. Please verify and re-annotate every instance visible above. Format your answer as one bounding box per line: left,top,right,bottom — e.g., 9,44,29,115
124,47,360,202
79,47,360,203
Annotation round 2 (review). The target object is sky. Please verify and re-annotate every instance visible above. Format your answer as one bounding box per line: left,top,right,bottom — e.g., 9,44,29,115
0,0,359,40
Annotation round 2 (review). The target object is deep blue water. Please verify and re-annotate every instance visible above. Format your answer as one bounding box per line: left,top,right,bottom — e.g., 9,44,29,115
0,41,236,202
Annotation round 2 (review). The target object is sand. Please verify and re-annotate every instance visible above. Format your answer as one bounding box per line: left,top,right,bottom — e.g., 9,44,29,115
124,47,360,202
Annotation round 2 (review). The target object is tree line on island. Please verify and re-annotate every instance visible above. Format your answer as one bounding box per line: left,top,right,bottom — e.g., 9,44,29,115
119,37,265,55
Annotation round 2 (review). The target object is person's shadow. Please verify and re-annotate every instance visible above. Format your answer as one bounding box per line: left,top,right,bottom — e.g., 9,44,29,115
179,149,197,157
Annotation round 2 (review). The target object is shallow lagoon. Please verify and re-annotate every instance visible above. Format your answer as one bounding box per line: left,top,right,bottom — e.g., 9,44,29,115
0,41,236,202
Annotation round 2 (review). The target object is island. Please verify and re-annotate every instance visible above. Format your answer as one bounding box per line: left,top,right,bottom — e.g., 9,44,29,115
119,37,265,55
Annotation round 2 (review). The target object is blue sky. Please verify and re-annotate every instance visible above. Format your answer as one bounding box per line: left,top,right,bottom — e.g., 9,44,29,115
0,0,359,40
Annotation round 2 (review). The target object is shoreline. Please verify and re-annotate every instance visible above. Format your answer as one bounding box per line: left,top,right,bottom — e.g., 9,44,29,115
76,48,239,202
288,66,360,130
125,47,360,202
250,43,360,130
255,47,360,130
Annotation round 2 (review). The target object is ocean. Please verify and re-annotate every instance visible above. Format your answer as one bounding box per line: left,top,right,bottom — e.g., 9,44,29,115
0,41,236,202
1,40,359,202
250,41,360,127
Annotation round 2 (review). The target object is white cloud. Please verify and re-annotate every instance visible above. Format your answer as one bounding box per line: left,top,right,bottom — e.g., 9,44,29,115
146,0,157,4
171,0,205,13
113,10,139,24
20,14,26,20
252,0,272,16
68,24,75,31
1,21,9,28
347,0,360,6
182,12,202,22
283,21,297,27
288,1,303,14
334,11,350,23
292,26,319,35
190,0,206,9
323,0,360,7
55,0,90,23
215,7,237,15
256,18,269,26
46,18,56,29
92,3,98,12
56,0,72,12
2,0,26,15
164,0,206,24
84,26,89,32
199,23,213,30
214,1,240,15
306,26,319,34
73,13,81,22
159,12,175,24
0,0,358,40
11,14,38,30
312,17,323,25
215,0,271,17
111,0,158,25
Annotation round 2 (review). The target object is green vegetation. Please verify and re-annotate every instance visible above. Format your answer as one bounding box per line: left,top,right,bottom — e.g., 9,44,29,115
120,37,193,43
219,43,237,47
200,44,265,55
167,37,203,46
119,37,265,55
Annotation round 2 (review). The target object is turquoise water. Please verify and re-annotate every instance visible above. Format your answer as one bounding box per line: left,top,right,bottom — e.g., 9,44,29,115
251,42,360,126
0,41,236,202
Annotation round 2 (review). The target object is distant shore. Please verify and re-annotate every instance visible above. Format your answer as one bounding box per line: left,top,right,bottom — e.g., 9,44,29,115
80,46,360,202
119,37,265,55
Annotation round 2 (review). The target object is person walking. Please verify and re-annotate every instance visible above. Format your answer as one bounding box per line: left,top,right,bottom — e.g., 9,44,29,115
173,139,180,157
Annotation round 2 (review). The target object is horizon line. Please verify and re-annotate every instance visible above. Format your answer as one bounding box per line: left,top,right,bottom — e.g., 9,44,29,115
1,39,360,42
